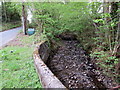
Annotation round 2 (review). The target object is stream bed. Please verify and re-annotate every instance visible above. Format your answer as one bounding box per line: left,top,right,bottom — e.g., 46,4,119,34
47,39,117,89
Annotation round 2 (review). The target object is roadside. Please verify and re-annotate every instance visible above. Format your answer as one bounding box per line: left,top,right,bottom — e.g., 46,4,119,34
0,32,42,88
1,21,21,32
0,27,22,48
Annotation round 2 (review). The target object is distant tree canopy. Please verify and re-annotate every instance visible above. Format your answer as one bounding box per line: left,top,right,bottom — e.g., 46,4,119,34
2,2,21,22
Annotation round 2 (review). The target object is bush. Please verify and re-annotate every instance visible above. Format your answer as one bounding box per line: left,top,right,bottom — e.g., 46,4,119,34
90,50,119,83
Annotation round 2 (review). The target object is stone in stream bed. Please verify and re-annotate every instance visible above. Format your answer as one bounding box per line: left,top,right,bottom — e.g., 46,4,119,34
47,40,117,89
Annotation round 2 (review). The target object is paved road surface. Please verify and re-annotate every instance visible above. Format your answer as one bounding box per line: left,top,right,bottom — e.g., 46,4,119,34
0,27,22,48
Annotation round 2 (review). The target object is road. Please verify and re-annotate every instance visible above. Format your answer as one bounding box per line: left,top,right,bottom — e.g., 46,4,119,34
0,27,22,48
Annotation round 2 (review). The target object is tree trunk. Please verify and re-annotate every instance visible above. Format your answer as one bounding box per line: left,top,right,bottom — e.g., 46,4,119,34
103,1,112,52
111,2,120,55
22,3,27,35
3,2,7,22
110,2,118,20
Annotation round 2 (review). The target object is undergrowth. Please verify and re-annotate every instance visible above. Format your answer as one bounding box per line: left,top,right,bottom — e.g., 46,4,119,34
1,21,21,32
90,50,120,83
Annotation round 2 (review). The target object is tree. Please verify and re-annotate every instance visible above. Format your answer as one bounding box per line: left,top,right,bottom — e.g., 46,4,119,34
22,2,27,35
2,2,21,22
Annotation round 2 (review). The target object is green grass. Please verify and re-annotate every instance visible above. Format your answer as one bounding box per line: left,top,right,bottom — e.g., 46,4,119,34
0,35,42,88
0,60,2,90
1,21,21,32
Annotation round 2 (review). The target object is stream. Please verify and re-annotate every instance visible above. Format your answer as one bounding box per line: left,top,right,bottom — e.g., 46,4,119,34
47,39,117,89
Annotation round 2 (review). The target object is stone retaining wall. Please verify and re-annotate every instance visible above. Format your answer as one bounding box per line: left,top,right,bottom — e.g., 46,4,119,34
33,41,66,88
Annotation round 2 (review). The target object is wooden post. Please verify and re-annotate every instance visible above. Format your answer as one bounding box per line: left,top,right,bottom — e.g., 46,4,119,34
22,2,27,35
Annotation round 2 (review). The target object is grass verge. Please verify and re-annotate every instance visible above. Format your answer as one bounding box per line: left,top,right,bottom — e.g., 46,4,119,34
0,33,42,88
1,21,21,32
